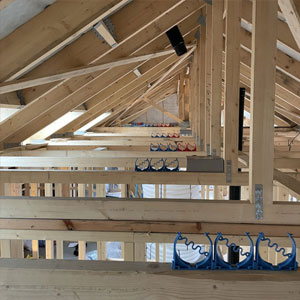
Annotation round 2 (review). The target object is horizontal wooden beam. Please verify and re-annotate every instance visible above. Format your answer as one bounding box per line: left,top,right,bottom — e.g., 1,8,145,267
2,219,300,238
0,170,248,185
1,196,299,224
0,259,299,300
91,127,181,134
0,229,299,247
0,155,298,168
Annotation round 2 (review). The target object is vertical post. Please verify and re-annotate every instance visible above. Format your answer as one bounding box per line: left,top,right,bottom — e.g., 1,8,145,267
210,0,223,157
46,240,54,259
124,242,134,261
156,243,160,262
223,0,241,173
56,240,64,259
184,75,190,121
134,243,145,262
78,168,86,260
30,183,39,259
205,4,212,155
249,0,277,213
32,240,39,259
199,11,206,151
45,178,53,259
78,241,86,260
178,72,185,120
0,241,11,258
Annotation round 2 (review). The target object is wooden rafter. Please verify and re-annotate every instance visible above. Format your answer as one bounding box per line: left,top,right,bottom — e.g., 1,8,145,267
0,49,176,94
249,0,277,207
278,0,300,51
0,0,131,81
0,1,202,147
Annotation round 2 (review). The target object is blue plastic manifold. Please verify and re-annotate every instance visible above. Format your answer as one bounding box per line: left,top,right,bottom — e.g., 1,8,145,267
255,232,298,270
172,232,298,271
172,232,213,270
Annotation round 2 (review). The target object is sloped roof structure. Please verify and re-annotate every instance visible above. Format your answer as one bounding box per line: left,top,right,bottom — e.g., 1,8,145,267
0,0,300,298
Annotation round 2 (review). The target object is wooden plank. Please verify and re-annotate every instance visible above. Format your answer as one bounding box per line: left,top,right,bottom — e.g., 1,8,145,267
0,49,176,94
124,242,134,261
92,127,180,134
2,219,300,238
199,22,206,150
278,0,300,50
249,0,277,207
0,259,300,300
205,5,212,154
1,230,299,247
274,169,300,196
78,241,86,261
134,243,145,262
210,0,223,157
45,240,54,260
94,21,118,47
178,72,185,120
0,170,249,186
0,0,129,81
223,0,241,173
1,196,300,224
0,240,11,258
32,240,39,259
56,240,63,259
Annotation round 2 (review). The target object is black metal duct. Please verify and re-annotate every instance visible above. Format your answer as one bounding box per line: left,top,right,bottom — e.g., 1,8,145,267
166,26,187,56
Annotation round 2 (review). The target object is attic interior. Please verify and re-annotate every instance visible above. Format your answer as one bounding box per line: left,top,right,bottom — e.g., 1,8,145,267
0,0,300,298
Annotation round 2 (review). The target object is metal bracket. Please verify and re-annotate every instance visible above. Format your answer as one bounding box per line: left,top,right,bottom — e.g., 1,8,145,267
212,149,217,157
194,29,200,40
255,184,263,220
200,139,204,151
198,15,206,26
4,143,20,149
204,0,212,5
16,90,26,106
226,160,232,183
206,144,210,156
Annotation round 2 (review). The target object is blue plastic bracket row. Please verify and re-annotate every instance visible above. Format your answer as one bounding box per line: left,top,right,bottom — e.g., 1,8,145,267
135,158,179,172
172,232,298,271
150,143,178,152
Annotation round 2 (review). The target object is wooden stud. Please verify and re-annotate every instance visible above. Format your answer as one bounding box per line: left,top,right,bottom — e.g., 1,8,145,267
56,240,64,259
124,242,134,262
210,0,223,157
205,4,212,154
78,241,86,260
45,240,54,259
223,0,241,173
32,240,39,259
249,0,277,207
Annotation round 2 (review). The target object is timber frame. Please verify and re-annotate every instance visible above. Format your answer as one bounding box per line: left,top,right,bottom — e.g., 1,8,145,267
0,0,300,298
